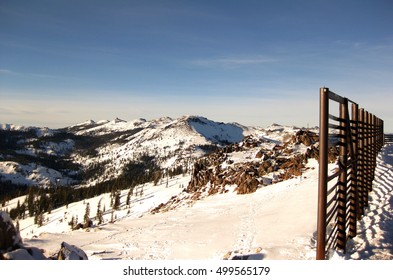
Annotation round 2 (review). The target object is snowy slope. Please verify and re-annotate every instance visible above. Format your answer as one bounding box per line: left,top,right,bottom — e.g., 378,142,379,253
0,161,75,187
5,143,391,260
69,118,145,136
12,162,318,260
0,123,54,137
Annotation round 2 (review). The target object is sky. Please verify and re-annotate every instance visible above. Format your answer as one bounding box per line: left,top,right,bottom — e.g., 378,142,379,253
0,0,392,131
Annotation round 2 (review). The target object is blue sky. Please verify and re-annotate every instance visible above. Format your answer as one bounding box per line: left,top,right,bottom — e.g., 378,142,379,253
1,0,392,131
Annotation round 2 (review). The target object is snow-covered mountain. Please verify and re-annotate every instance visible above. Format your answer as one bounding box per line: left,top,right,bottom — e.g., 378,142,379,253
74,115,262,186
1,116,309,192
0,115,325,259
0,116,252,189
1,116,316,191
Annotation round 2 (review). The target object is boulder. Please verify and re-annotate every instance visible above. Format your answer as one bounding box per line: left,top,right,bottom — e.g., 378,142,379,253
57,242,88,260
2,247,47,260
1,211,87,260
0,211,22,252
0,211,47,260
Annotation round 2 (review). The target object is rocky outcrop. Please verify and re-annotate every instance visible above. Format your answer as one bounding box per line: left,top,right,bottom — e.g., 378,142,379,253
0,211,87,260
151,129,339,214
185,131,320,196
291,129,319,146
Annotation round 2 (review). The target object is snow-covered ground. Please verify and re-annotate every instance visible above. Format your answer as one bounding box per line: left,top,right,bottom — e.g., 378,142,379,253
17,162,318,260
3,142,392,261
18,142,393,260
339,142,393,260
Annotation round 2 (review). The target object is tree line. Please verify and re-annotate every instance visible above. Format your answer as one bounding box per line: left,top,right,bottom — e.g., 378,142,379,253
4,155,168,223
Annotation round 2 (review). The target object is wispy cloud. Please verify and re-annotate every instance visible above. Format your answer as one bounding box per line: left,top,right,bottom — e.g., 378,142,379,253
0,69,15,75
191,55,277,69
0,68,80,81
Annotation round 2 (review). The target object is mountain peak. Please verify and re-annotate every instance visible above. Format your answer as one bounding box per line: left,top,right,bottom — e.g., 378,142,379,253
112,118,126,124
185,115,244,144
0,123,26,131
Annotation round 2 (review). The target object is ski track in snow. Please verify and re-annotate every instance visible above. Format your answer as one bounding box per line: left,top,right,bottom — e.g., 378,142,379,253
229,195,259,259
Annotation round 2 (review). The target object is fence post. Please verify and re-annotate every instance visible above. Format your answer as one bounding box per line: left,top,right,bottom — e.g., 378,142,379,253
379,119,385,149
348,103,358,238
364,111,371,202
363,111,368,206
358,108,365,217
336,99,348,251
372,115,377,182
317,87,329,260
367,112,373,192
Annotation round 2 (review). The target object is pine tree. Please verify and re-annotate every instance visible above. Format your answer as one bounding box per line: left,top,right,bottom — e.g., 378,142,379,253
16,219,20,233
27,188,35,217
74,215,79,230
69,215,75,229
113,191,121,210
35,211,44,227
126,190,131,207
96,199,104,225
83,202,90,228
19,202,26,219
47,200,53,214
110,210,115,223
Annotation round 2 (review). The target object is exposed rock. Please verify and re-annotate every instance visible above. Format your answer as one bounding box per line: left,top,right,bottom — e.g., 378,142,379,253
290,130,319,146
0,211,47,260
152,128,338,214
2,247,47,260
184,130,318,198
235,176,260,195
57,242,88,260
0,211,22,253
0,211,87,260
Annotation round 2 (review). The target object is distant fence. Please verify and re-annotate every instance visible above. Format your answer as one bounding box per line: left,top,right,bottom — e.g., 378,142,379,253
316,87,384,260
385,134,393,144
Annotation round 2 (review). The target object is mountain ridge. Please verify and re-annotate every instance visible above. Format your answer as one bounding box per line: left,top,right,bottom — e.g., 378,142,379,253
0,115,262,190
1,115,315,202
